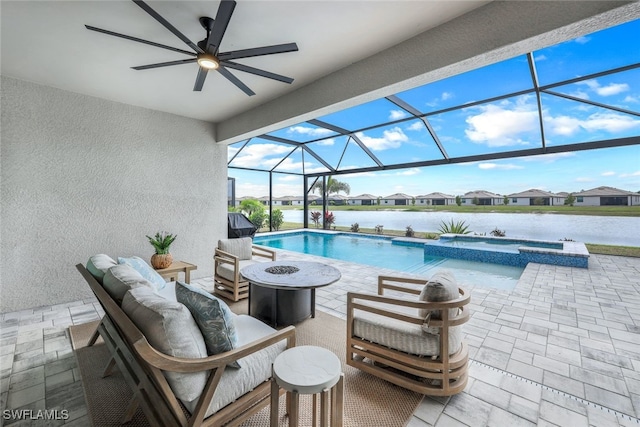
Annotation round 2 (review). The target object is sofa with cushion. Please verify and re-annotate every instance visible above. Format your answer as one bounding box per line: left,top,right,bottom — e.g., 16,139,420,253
78,253,295,427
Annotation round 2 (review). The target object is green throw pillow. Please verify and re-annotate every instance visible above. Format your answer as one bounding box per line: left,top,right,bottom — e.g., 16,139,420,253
175,281,240,369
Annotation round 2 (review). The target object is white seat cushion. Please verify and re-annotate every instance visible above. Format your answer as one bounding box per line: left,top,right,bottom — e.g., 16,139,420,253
216,259,257,282
182,314,287,418
352,300,461,356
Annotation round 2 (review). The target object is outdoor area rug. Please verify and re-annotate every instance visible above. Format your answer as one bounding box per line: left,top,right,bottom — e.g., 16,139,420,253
69,306,422,426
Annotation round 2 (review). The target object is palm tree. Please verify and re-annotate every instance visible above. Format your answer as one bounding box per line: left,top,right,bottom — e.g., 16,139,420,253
311,176,351,198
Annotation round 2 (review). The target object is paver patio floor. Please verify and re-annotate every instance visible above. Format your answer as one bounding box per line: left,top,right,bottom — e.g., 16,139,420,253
1,250,639,426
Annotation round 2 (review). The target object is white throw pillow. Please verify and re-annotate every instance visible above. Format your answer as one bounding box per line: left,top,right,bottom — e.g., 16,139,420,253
86,254,117,284
418,269,460,334
118,256,167,290
102,264,154,305
122,287,208,402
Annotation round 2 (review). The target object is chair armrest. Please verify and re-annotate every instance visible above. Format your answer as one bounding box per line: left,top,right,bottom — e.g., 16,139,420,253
214,248,240,265
134,325,296,373
347,290,470,328
378,275,426,296
252,244,276,261
347,292,427,325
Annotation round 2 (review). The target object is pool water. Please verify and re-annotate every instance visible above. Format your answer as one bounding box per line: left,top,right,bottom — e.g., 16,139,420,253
254,232,523,290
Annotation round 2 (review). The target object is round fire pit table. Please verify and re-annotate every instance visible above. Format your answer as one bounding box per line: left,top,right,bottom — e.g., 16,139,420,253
241,261,341,327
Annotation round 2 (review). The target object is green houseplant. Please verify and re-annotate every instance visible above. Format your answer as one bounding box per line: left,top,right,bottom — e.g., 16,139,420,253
146,232,177,269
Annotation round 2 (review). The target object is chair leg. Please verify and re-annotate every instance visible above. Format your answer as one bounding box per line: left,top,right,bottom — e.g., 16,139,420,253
122,395,139,423
87,321,102,346
102,357,117,378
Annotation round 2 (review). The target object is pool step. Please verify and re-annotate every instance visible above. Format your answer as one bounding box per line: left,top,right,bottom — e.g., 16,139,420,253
404,258,447,275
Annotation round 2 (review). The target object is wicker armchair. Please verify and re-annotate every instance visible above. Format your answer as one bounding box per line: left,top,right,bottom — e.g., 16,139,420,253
214,237,276,302
347,272,470,396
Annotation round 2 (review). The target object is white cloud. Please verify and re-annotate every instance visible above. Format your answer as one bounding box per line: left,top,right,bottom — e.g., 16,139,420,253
620,171,640,178
236,182,268,198
534,54,547,61
277,175,300,182
582,112,640,132
441,92,453,101
262,156,301,171
230,144,292,168
287,125,334,137
478,163,524,170
407,121,424,131
545,112,640,136
522,152,576,163
569,90,590,100
574,36,590,44
464,101,539,147
575,177,594,182
601,171,616,177
313,137,335,146
544,115,582,136
624,95,639,103
389,110,408,120
396,168,421,176
578,79,629,96
597,83,629,97
356,127,408,151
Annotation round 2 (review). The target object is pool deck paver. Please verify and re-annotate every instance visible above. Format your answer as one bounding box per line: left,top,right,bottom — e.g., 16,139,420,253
0,251,639,426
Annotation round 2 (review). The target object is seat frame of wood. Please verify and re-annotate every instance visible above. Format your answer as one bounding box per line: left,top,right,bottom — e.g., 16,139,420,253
76,263,295,427
346,275,470,396
213,245,276,302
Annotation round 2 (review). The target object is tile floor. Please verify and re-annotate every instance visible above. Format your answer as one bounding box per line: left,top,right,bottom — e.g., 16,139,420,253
1,250,639,426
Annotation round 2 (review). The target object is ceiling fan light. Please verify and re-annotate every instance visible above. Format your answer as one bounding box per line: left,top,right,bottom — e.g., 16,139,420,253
197,54,219,70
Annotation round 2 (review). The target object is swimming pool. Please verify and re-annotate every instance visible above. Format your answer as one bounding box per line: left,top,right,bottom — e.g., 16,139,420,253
426,234,589,268
253,231,523,290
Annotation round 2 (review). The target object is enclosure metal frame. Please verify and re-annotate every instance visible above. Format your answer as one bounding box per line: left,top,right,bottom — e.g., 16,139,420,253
228,58,640,232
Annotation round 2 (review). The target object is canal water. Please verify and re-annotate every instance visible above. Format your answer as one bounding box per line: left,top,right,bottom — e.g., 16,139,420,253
281,210,639,246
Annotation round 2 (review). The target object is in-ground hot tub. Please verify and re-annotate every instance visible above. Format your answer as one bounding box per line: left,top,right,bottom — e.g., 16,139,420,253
424,234,589,268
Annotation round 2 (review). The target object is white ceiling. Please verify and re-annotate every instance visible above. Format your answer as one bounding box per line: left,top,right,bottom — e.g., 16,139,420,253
0,0,490,123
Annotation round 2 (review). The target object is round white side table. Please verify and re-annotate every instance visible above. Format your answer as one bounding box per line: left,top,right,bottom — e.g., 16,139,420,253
270,345,344,427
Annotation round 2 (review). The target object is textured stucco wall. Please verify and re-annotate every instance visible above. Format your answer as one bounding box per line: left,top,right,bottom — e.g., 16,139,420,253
0,76,227,312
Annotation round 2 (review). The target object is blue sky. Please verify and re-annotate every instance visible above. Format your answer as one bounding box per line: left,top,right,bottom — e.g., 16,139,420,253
228,19,640,198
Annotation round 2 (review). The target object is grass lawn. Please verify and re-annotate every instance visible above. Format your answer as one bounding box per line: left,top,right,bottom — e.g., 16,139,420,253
262,222,640,258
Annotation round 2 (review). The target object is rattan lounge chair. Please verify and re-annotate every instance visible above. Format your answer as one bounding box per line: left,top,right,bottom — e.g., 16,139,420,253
347,272,470,396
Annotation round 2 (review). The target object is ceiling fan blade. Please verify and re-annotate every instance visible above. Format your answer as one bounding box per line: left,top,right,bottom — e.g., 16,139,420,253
217,66,255,96
132,0,204,54
218,43,299,61
132,58,197,70
193,67,208,91
221,61,294,84
207,0,236,54
85,26,196,57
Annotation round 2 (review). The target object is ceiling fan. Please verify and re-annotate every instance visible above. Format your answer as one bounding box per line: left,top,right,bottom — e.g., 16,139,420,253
86,0,298,96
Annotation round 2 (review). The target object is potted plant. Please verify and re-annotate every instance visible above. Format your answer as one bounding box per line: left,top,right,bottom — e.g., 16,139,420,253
146,232,176,269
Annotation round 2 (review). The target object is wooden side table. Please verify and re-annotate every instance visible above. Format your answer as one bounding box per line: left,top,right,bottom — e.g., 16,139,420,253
154,261,197,283
270,345,343,427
